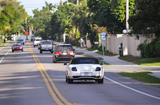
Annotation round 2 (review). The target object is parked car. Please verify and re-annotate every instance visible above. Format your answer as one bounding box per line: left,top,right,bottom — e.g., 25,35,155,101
33,37,42,47
39,40,53,53
12,43,23,52
65,57,104,84
53,44,75,63
17,39,25,45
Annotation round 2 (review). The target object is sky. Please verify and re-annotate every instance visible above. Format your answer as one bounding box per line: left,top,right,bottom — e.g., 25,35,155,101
17,0,67,16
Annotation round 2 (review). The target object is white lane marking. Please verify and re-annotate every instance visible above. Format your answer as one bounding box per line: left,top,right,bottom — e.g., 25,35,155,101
0,47,5,51
0,50,10,63
104,76,160,100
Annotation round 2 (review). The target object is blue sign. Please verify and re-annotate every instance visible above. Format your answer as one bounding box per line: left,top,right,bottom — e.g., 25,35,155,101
100,32,107,40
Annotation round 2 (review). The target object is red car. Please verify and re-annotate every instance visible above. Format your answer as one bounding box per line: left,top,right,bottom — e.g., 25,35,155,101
12,43,23,52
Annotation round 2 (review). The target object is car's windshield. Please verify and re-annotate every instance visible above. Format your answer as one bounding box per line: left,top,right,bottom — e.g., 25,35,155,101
71,58,99,64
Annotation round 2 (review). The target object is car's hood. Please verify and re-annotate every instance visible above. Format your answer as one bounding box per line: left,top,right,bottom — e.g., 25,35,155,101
69,64,101,72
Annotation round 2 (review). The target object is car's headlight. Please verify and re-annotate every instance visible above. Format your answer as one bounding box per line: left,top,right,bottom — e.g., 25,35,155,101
71,67,77,71
95,67,101,71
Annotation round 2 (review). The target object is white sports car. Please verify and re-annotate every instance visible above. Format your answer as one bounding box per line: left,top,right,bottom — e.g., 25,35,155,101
65,57,104,84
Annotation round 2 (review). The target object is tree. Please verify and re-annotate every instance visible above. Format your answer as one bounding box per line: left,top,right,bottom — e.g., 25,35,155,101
31,2,55,39
0,0,27,40
129,0,160,36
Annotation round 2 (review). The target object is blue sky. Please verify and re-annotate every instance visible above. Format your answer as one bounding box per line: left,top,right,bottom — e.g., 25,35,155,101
17,0,67,16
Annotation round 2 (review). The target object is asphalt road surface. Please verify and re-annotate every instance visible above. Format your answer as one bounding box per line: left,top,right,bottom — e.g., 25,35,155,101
0,42,160,105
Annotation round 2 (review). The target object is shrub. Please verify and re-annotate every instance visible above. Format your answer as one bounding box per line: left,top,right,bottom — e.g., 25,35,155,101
138,38,160,57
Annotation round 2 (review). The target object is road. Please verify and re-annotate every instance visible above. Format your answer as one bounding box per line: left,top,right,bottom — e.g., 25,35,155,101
0,42,160,105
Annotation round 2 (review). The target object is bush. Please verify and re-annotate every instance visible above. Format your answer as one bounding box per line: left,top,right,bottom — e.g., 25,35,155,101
138,38,160,57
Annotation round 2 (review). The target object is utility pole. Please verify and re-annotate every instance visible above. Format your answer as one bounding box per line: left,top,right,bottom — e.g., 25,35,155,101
76,0,79,5
126,0,129,30
60,0,63,5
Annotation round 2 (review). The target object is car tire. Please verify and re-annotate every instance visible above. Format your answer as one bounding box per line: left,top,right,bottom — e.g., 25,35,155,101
97,78,104,84
53,56,57,63
40,50,42,53
21,49,23,52
53,59,56,63
12,50,14,52
50,50,53,53
34,45,35,47
66,76,68,83
67,78,73,84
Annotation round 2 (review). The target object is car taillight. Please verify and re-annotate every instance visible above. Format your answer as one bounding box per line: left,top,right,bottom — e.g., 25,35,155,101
54,52,62,55
72,67,77,71
95,67,101,71
68,51,75,55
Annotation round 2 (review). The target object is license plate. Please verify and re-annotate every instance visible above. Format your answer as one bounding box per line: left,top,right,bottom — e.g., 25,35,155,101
81,72,91,76
63,53,67,55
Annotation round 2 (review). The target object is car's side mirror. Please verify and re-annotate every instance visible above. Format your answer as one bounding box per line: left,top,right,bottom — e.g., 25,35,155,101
64,62,67,65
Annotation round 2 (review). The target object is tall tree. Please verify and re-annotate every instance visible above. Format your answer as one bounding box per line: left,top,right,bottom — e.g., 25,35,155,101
129,0,160,36
0,0,27,39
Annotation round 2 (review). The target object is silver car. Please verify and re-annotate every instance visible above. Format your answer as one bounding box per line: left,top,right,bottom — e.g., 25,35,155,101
65,57,104,84
39,40,53,53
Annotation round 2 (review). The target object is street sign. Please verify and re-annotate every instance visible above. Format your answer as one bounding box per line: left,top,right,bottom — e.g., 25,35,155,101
100,32,107,40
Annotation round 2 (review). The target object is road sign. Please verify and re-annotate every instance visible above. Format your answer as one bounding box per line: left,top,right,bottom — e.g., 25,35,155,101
100,32,107,40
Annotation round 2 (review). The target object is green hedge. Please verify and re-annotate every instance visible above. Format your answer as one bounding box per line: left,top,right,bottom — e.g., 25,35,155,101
138,38,160,57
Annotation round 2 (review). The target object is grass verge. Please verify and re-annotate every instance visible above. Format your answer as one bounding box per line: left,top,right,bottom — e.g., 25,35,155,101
119,71,160,84
119,56,160,66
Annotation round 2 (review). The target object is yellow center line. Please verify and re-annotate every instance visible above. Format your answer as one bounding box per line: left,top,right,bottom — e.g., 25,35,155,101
35,55,72,105
28,45,73,105
33,54,64,105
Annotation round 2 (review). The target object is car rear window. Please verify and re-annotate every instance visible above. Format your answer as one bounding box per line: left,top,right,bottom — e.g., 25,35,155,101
36,39,41,41
13,44,21,46
41,41,52,44
56,45,73,52
17,39,23,41
71,58,99,64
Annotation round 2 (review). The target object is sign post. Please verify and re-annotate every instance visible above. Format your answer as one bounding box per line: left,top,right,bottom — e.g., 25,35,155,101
100,32,107,56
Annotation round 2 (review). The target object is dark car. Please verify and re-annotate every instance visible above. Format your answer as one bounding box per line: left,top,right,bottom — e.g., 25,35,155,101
17,39,25,45
12,43,23,52
53,44,75,63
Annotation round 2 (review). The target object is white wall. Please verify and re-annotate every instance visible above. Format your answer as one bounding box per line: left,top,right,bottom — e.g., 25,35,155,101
106,34,152,57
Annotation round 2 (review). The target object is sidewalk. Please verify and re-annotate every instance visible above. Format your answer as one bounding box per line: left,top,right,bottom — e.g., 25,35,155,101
75,47,160,79
75,47,136,65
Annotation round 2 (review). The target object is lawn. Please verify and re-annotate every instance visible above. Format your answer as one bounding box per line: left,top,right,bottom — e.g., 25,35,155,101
119,71,160,84
119,56,160,66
